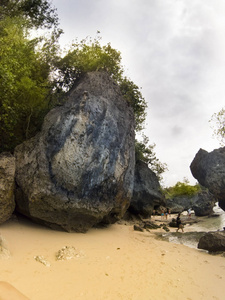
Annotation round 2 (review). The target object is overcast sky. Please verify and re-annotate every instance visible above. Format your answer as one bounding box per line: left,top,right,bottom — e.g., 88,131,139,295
51,0,225,186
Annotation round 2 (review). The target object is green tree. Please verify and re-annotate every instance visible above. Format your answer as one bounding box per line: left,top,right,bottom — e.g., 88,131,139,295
0,16,50,150
0,2,166,181
55,35,147,131
119,77,147,131
0,1,61,151
163,178,201,199
135,135,168,181
55,36,123,91
0,0,59,28
209,107,225,146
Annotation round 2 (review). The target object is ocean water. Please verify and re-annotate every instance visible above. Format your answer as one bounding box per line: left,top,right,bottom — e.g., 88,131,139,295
157,203,225,249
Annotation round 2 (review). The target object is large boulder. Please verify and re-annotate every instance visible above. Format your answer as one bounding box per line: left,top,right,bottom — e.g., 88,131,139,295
190,147,225,211
166,196,189,214
198,231,225,252
0,153,16,224
128,160,165,217
166,190,216,216
192,191,216,216
14,71,135,232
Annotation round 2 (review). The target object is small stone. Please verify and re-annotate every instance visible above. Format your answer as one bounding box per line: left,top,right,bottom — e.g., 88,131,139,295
56,246,85,261
34,255,51,267
133,224,144,232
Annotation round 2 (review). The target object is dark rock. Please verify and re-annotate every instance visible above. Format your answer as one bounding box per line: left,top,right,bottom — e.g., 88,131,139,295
198,231,225,252
190,147,225,211
166,190,216,216
129,160,165,217
0,152,16,224
14,71,135,232
169,219,178,228
166,196,189,214
133,224,144,232
192,191,216,216
162,225,170,232
144,221,160,230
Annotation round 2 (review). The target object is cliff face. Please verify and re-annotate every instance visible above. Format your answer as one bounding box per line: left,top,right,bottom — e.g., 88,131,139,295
15,72,135,232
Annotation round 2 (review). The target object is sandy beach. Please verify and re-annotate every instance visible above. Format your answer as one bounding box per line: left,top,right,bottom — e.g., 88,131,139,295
0,215,224,300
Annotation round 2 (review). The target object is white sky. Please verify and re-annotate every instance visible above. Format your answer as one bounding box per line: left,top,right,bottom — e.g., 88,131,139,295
51,0,225,187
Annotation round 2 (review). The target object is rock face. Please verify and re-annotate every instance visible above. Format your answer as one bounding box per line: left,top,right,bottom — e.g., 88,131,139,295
190,147,225,211
198,231,225,252
166,190,216,216
192,191,216,216
128,160,165,217
166,196,188,214
0,152,16,224
14,71,135,232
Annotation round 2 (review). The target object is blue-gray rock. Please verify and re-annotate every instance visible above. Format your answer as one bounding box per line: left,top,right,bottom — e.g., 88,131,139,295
14,72,135,232
192,190,216,216
129,160,165,217
190,147,225,211
198,231,225,252
166,190,216,216
0,152,15,224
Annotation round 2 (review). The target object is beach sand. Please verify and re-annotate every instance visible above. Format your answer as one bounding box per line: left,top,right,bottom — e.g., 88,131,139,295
0,215,224,300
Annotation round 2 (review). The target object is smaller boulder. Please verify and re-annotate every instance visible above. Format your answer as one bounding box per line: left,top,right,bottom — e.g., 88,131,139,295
169,218,178,228
0,153,15,224
166,190,216,216
165,196,186,214
162,225,170,232
198,231,225,252
192,191,216,216
133,224,144,232
144,221,160,230
129,160,165,217
190,147,225,211
0,236,11,259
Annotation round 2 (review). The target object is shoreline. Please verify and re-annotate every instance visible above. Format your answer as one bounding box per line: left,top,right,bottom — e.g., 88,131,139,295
1,215,225,300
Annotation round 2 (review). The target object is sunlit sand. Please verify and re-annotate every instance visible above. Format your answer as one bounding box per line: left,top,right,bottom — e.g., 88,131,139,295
0,215,224,300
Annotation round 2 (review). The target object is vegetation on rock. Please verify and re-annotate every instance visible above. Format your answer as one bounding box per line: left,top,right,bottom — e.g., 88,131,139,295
135,134,168,181
54,34,147,132
210,107,225,146
0,0,166,179
0,0,61,151
163,178,202,199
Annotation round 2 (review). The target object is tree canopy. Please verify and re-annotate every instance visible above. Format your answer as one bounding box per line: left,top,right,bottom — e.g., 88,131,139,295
0,0,59,28
135,134,168,181
0,0,61,151
55,35,147,131
209,107,225,146
0,0,166,180
163,178,202,199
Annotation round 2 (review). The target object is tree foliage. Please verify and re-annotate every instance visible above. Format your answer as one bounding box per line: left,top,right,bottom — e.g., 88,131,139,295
0,1,60,151
0,1,166,181
55,36,123,90
135,135,168,181
163,178,201,199
55,35,147,131
209,107,225,146
0,0,59,28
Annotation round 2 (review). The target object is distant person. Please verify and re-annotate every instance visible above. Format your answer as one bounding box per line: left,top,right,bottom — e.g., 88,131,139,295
161,210,164,220
187,208,192,219
176,213,184,232
165,208,170,219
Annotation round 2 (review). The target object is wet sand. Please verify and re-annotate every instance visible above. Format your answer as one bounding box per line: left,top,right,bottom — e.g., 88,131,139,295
0,215,224,300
